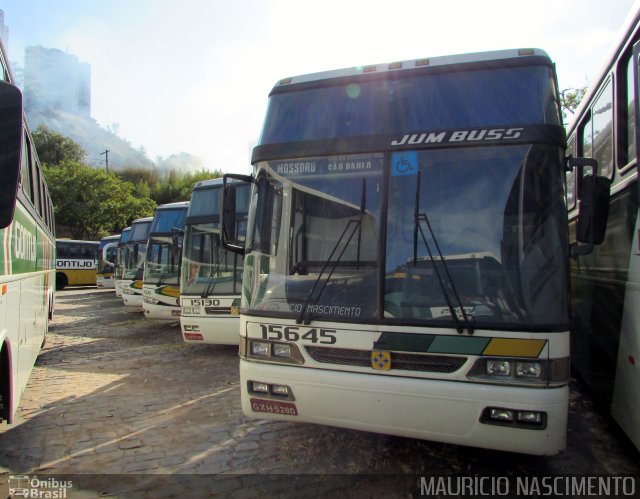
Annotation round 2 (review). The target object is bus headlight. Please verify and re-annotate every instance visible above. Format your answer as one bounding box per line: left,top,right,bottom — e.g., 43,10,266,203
516,361,542,378
467,357,568,386
244,338,304,365
486,360,511,376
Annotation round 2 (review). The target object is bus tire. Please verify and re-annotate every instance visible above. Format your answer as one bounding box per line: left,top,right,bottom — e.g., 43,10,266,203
56,272,68,291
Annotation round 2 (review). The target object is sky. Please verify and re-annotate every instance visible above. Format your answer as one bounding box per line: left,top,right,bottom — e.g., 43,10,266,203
1,0,637,174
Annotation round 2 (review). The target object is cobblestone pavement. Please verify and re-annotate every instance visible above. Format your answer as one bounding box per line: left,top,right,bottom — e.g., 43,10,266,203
0,288,638,498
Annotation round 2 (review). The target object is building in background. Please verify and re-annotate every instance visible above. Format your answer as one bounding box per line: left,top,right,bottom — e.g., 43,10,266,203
24,46,91,117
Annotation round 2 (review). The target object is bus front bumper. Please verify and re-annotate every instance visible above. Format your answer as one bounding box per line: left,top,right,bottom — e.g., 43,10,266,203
240,360,567,456
180,315,240,345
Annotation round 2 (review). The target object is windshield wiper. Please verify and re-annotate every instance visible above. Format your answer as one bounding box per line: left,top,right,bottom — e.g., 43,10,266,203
202,240,228,298
413,171,474,334
296,179,366,325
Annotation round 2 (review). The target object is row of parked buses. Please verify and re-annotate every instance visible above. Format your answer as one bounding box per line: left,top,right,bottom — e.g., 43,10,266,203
3,4,639,457
98,179,250,345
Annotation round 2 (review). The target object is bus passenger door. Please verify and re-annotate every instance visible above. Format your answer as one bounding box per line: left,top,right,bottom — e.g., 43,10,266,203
611,41,640,451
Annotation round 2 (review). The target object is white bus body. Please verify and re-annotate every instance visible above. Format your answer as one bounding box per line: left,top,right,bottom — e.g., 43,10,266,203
221,49,608,455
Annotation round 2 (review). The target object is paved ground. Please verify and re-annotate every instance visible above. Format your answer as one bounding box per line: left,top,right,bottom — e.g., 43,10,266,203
0,287,638,498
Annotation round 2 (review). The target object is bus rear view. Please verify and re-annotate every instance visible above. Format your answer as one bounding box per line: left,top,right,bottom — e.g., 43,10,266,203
224,49,608,455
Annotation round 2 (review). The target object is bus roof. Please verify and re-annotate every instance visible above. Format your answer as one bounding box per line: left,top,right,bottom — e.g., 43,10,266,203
55,239,99,245
100,234,121,242
193,178,224,190
272,48,551,89
131,216,153,224
155,201,190,210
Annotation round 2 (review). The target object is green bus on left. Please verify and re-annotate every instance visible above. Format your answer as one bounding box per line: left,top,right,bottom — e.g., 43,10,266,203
0,36,56,424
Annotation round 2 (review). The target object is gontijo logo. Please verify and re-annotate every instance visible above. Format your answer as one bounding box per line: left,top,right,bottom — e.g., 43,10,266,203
13,221,37,261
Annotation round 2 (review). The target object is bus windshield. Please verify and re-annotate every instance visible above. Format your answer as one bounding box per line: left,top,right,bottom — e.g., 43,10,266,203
181,224,243,296
246,144,569,330
145,238,180,285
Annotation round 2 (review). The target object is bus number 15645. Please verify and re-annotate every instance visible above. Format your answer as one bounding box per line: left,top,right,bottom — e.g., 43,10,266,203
259,324,337,344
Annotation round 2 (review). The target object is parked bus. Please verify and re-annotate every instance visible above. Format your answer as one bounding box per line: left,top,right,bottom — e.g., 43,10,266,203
55,239,99,290
96,234,120,289
0,37,56,423
142,202,189,320
221,49,609,455
121,217,153,308
180,178,249,344
114,226,131,298
565,2,640,452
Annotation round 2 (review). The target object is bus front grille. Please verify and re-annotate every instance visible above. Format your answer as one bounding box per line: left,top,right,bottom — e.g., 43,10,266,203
304,346,466,373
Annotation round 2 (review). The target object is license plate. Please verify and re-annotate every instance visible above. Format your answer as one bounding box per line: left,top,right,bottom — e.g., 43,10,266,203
250,398,298,416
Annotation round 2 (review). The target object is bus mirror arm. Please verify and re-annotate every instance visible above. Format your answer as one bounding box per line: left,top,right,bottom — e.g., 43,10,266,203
222,173,254,255
171,227,184,260
566,157,611,258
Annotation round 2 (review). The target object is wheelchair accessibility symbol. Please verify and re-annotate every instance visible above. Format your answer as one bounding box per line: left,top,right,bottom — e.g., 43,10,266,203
391,151,418,176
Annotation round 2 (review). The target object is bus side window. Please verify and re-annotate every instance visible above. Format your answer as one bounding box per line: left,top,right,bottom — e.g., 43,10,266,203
618,52,637,168
20,129,33,202
592,79,614,178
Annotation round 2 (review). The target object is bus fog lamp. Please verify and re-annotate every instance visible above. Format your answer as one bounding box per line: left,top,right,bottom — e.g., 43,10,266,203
516,361,542,378
486,360,511,376
517,411,543,424
271,384,289,396
251,382,269,393
250,341,271,356
489,408,514,422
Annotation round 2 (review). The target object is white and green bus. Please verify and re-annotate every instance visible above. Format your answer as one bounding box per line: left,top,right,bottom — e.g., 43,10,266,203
0,37,56,423
142,201,189,320
114,226,131,298
96,234,120,289
55,239,98,290
121,217,153,308
221,49,608,455
180,178,248,344
565,2,640,452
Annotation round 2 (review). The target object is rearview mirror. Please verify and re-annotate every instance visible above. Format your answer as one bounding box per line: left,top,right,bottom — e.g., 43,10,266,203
221,173,253,254
567,157,611,257
0,81,24,230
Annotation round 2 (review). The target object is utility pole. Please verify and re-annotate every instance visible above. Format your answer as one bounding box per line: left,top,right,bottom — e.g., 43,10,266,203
101,149,110,172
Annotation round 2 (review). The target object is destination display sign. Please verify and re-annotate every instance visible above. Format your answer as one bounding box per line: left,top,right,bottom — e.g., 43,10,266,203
269,152,384,178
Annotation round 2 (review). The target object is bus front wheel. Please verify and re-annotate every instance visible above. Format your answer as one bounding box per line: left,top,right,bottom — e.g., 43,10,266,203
56,273,68,291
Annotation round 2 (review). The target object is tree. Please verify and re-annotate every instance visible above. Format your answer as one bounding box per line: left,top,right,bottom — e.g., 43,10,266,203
43,161,156,239
560,86,588,125
32,124,86,165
